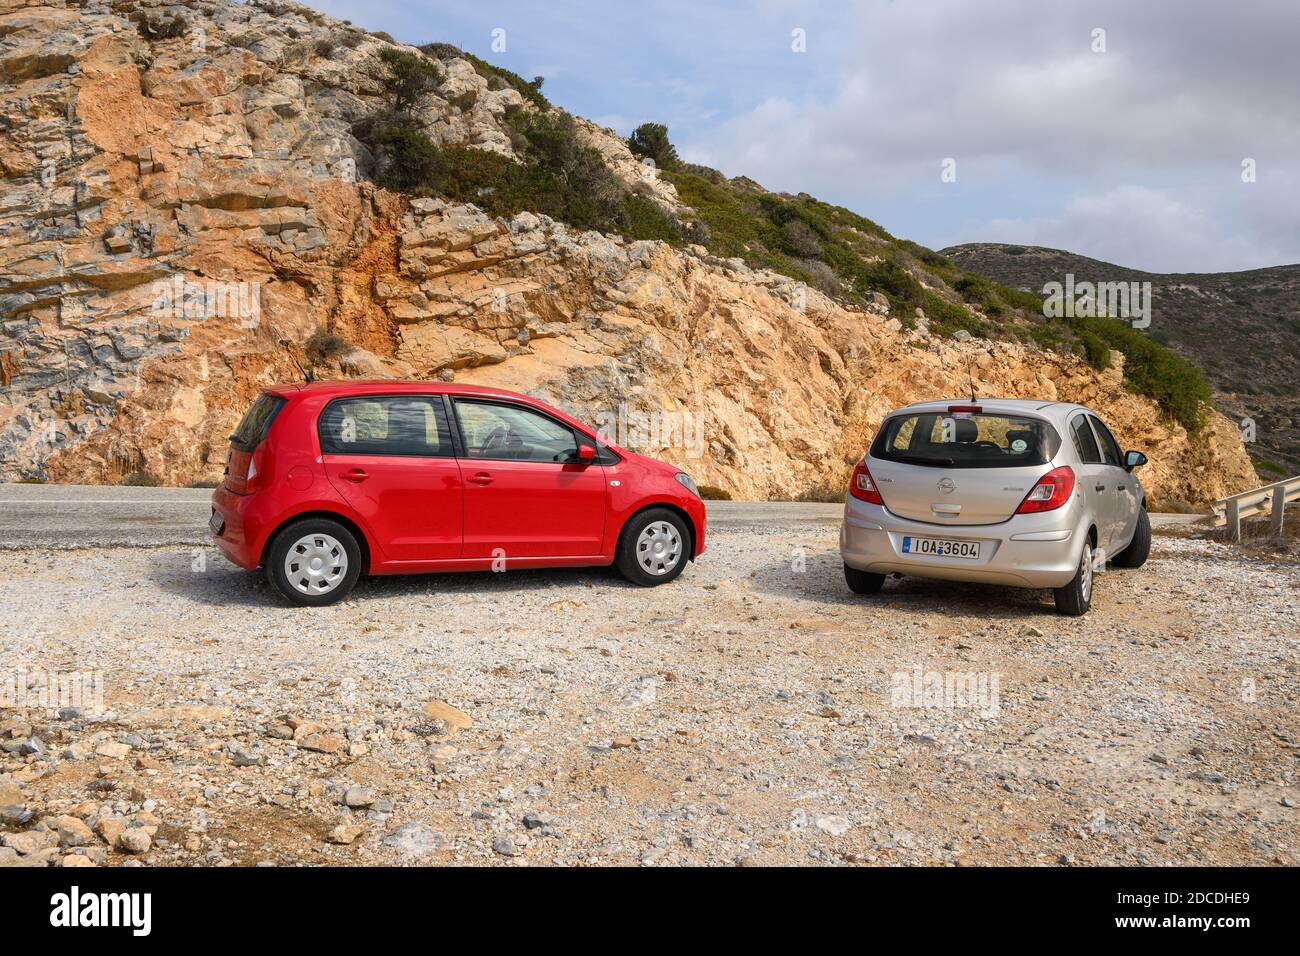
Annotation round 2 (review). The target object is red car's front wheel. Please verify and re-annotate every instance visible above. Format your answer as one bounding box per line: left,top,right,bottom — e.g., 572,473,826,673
616,508,691,587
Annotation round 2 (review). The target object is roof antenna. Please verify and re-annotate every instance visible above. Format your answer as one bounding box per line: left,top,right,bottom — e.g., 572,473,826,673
966,358,977,404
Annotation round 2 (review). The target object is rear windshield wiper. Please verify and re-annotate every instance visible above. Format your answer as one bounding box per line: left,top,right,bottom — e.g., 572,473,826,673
890,454,955,466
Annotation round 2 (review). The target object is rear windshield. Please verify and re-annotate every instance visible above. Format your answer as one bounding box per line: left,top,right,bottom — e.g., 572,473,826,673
871,411,1060,468
230,393,286,451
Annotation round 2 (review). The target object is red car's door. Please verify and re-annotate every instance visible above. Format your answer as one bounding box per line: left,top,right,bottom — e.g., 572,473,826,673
319,395,463,561
452,398,607,558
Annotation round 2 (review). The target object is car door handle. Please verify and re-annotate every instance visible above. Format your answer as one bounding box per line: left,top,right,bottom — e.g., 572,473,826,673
1095,484,1106,492
467,472,493,486
341,468,368,483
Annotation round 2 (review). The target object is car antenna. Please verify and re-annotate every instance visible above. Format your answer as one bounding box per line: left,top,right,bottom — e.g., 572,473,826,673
280,338,314,383
966,359,977,403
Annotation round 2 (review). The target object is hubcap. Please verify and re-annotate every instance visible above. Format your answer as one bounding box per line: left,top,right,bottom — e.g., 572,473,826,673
636,521,682,576
1080,542,1093,602
284,533,347,595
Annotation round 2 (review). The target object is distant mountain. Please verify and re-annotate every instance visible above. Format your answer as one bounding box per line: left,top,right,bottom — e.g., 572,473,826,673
941,243,1300,478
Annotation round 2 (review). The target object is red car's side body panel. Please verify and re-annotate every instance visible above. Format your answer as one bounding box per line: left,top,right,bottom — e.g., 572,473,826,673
210,381,706,576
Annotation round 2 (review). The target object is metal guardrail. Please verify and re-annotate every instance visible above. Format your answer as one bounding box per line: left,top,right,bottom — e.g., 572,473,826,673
1212,475,1300,540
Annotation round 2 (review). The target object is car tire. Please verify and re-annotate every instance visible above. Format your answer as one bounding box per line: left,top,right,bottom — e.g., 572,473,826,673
1110,507,1151,569
1053,538,1094,616
265,518,362,606
844,563,886,595
615,508,691,587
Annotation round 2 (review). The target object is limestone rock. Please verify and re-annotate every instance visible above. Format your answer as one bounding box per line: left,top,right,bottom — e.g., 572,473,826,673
420,699,473,735
0,0,1256,509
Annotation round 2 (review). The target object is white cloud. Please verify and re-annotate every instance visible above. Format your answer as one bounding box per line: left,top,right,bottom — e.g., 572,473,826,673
683,0,1300,271
967,186,1279,273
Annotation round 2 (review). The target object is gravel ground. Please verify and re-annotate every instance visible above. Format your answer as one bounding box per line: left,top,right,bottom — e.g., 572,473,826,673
1,524,1296,867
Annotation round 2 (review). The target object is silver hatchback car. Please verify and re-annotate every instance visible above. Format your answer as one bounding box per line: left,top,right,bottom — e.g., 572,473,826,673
839,399,1151,615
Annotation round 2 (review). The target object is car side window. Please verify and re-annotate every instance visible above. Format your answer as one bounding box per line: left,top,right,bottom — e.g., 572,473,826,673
1088,415,1123,467
455,400,579,463
1070,414,1103,464
318,396,453,457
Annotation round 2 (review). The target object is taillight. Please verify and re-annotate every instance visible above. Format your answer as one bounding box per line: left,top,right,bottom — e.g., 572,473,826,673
229,445,266,494
849,461,884,505
1016,465,1075,514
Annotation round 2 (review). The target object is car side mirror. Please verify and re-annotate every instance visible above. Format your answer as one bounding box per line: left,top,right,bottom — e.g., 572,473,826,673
575,444,596,463
1124,450,1147,471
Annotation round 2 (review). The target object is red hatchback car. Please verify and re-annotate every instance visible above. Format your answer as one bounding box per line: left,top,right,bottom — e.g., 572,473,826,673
210,382,707,605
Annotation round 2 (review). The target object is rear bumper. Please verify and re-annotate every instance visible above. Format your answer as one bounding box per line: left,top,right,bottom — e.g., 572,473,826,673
839,497,1084,589
211,485,262,569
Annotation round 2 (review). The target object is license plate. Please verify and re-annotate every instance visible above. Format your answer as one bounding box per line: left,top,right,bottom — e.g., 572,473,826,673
901,535,980,559
209,511,224,536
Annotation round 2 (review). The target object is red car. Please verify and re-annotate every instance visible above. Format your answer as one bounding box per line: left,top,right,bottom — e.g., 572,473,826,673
210,382,707,605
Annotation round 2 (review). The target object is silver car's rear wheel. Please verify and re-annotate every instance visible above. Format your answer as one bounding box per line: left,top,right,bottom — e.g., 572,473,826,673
1053,539,1094,616
1079,541,1093,603
284,532,348,595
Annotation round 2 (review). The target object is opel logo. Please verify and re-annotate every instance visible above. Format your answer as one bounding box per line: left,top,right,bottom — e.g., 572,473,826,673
937,477,956,495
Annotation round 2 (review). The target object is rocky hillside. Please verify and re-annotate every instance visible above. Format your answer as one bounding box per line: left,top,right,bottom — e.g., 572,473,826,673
0,0,1257,505
943,243,1300,478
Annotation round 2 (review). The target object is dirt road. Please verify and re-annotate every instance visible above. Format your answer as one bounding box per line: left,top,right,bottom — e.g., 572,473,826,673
1,521,1295,866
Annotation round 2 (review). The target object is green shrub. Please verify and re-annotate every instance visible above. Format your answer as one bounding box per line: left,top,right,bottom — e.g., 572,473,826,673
921,291,985,339
419,42,462,60
997,284,1045,313
665,169,783,261
418,43,550,108
353,110,442,193
894,240,951,269
697,484,732,500
356,107,681,241
377,48,441,113
1077,316,1211,433
627,123,680,170
953,273,997,310
305,329,349,366
1079,331,1111,370
622,193,683,243
781,220,823,258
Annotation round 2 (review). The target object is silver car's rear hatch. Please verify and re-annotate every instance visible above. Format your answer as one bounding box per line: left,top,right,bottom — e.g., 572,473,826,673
868,457,1046,525
866,407,1062,525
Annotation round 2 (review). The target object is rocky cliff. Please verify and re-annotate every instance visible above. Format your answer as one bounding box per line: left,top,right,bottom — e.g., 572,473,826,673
0,0,1257,504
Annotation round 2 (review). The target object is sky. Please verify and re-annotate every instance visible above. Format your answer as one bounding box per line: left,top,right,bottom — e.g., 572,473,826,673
313,0,1300,273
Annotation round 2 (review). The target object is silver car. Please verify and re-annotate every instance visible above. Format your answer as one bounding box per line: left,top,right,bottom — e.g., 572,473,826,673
839,399,1151,615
